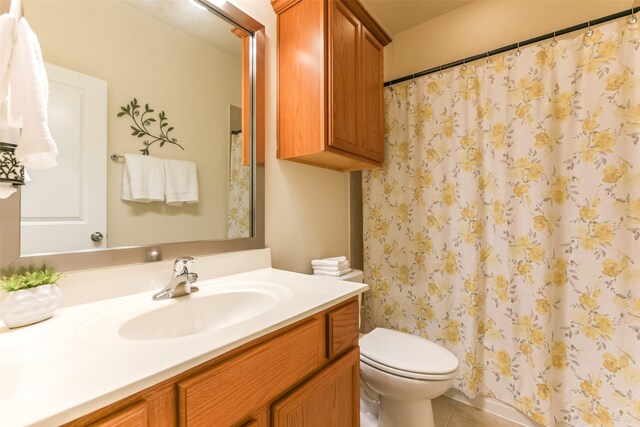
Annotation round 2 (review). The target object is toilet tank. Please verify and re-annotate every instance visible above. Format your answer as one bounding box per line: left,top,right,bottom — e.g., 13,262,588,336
337,269,364,283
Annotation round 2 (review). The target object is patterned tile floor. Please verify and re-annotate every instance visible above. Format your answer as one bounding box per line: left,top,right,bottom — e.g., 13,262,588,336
433,396,523,427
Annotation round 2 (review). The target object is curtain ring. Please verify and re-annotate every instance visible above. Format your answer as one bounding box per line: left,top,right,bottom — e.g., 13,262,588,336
486,52,493,65
461,59,468,72
515,42,522,57
410,75,416,87
438,66,443,79
586,21,594,37
550,32,558,47
628,7,638,25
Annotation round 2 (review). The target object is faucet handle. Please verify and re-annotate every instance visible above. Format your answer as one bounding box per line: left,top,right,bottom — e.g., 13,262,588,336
173,256,197,275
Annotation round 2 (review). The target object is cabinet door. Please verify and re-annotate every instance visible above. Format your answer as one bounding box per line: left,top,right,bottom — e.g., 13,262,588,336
359,25,384,163
89,402,147,427
329,0,360,155
272,348,360,427
177,318,324,426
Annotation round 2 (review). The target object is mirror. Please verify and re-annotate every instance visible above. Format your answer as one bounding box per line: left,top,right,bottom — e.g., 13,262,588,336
1,0,265,270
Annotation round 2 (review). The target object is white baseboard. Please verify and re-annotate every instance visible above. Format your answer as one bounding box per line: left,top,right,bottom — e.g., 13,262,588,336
445,389,544,427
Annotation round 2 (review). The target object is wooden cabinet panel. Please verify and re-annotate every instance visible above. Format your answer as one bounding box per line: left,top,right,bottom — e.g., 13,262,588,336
327,299,359,359
68,299,360,427
89,401,147,427
329,0,359,155
177,318,324,426
65,385,175,427
272,348,360,427
276,0,325,159
359,26,384,162
272,0,391,171
240,408,269,427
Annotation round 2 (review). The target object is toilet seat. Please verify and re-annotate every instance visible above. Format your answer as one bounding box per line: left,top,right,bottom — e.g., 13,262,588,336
359,328,459,381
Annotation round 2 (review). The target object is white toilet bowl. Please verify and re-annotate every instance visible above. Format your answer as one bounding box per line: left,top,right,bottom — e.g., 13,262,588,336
359,327,459,427
323,269,458,426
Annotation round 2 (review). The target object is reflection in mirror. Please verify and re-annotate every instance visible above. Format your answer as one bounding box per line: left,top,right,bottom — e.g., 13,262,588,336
20,0,252,256
227,105,250,238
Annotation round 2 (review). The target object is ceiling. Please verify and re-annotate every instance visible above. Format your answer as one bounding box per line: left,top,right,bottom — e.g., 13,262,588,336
360,0,475,35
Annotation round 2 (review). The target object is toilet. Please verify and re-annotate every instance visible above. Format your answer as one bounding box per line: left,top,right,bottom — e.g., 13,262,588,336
335,270,459,427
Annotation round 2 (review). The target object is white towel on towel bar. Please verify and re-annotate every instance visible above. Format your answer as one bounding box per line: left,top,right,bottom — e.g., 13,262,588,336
121,154,165,202
164,158,198,206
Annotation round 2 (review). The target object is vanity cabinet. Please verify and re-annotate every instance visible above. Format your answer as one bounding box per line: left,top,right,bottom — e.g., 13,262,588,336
272,348,359,426
271,0,391,171
64,298,360,427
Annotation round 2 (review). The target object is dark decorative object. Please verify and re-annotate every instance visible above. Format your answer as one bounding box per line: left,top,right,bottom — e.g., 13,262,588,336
117,98,184,156
0,143,25,185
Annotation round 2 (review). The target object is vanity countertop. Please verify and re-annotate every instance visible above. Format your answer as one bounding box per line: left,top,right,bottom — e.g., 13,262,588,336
0,268,367,427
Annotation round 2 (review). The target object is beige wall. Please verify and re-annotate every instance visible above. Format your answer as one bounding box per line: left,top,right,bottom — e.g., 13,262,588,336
28,0,241,247
230,0,350,273
385,0,637,81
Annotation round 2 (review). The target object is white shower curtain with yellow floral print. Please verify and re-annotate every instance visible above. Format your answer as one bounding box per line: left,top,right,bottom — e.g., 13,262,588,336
363,18,640,427
227,131,250,238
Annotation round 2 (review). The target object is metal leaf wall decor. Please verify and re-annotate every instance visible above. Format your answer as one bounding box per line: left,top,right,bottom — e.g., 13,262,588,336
117,98,184,155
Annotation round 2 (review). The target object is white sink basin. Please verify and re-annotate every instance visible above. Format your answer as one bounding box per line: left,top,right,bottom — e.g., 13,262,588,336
120,290,279,340
78,281,292,342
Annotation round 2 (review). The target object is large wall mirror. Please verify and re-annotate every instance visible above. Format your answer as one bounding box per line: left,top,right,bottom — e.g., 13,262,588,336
1,0,264,270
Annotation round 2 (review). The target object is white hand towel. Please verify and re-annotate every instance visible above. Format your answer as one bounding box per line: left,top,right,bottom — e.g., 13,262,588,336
0,14,20,157
0,13,16,103
313,261,350,272
8,18,57,169
311,256,348,267
121,154,165,202
164,159,198,206
313,268,352,277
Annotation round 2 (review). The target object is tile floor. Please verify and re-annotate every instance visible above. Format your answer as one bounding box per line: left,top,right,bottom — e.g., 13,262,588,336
433,396,522,427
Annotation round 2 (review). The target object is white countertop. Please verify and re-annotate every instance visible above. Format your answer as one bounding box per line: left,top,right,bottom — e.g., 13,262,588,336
0,268,367,427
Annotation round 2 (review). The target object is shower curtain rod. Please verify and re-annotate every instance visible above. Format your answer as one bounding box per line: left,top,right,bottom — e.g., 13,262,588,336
384,7,637,87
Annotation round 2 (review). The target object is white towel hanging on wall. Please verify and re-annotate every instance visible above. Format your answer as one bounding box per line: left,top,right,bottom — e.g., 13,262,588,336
0,0,58,198
164,159,199,206
121,154,165,202
9,15,58,169
0,2,19,199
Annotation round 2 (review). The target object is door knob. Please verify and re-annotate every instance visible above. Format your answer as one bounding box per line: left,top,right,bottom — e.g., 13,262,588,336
91,232,104,242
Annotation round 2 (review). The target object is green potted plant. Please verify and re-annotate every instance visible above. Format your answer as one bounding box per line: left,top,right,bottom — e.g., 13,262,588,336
0,268,62,328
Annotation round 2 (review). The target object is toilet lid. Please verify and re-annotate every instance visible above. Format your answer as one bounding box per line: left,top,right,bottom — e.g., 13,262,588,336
359,328,459,377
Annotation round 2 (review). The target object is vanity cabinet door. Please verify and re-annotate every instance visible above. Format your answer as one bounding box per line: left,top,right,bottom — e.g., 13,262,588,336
89,401,147,427
177,318,324,426
326,299,359,359
272,348,360,427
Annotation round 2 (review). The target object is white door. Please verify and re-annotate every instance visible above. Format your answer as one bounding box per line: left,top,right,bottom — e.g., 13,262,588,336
20,63,107,255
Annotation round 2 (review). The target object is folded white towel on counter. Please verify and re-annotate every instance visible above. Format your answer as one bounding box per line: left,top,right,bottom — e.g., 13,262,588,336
9,17,57,169
164,159,199,206
311,256,348,267
313,268,353,277
121,154,165,202
313,261,350,272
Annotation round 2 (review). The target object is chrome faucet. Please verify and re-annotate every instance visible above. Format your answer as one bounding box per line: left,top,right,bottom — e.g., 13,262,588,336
152,256,199,300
